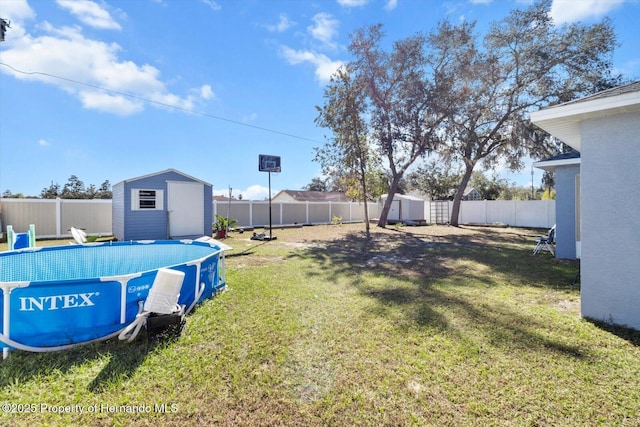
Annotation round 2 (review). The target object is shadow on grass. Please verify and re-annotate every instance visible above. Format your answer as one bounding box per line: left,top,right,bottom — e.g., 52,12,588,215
288,227,585,359
0,326,182,392
588,319,640,347
290,227,578,289
226,240,271,258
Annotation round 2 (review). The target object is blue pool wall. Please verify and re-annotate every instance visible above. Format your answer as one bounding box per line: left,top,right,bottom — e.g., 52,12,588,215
1,240,225,351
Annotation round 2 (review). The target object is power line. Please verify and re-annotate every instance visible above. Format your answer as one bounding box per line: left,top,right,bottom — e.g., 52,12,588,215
0,62,322,144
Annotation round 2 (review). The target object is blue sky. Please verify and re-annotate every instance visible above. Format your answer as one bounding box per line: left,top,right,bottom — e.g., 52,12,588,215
1,0,638,200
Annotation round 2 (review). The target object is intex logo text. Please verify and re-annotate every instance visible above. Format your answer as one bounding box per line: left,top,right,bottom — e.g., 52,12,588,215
19,292,99,311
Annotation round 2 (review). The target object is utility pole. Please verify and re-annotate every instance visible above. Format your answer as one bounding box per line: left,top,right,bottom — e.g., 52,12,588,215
531,165,535,200
227,186,232,235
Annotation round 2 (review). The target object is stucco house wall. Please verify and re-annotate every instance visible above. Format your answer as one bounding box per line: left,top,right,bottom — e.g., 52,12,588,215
580,111,640,328
531,81,640,330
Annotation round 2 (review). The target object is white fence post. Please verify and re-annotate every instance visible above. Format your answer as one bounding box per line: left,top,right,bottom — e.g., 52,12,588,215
56,198,62,238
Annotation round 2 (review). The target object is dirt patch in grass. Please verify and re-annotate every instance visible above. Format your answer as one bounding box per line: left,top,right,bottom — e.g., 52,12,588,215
221,224,547,282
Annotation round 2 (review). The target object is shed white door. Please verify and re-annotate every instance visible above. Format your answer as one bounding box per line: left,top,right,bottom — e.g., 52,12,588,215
388,199,401,221
167,181,204,238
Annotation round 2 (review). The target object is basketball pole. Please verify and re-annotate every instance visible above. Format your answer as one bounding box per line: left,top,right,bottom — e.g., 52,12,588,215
268,169,273,240
258,154,279,241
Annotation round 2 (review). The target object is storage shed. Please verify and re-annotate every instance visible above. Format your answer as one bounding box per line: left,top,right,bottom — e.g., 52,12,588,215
380,194,428,224
112,169,213,241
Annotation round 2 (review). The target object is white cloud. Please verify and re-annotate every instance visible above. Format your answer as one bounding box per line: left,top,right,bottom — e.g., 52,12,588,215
337,0,369,7
308,12,339,48
214,184,273,200
200,0,222,11
0,20,210,116
384,0,399,11
38,139,50,147
78,90,144,115
549,0,626,24
199,84,214,100
0,0,35,21
280,46,343,83
0,0,34,40
56,0,121,30
266,13,295,32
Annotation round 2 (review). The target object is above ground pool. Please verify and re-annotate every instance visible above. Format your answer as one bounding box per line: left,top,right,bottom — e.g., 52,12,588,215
0,239,229,358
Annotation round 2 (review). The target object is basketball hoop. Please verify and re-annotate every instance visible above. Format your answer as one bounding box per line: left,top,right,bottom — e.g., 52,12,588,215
258,154,281,241
259,154,281,173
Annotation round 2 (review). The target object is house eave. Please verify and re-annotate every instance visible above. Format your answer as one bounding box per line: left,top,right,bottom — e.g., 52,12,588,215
530,91,640,151
532,157,581,172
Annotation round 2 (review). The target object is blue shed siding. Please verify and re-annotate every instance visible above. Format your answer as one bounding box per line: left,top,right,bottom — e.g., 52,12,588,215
554,164,580,259
113,170,212,241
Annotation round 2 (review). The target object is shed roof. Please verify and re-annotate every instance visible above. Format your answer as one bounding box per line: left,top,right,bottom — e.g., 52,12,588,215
530,81,640,151
115,168,212,187
381,194,426,201
274,190,350,202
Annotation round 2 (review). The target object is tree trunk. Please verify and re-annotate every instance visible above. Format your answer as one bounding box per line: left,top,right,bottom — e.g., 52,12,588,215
377,176,401,228
359,165,371,238
450,163,475,227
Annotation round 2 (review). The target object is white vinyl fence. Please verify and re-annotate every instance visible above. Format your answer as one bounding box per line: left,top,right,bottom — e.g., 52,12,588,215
453,199,554,228
212,200,381,228
0,198,112,239
0,198,554,239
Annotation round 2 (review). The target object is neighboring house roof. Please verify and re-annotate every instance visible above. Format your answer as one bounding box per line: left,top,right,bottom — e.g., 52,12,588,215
273,190,350,202
533,151,581,172
462,187,481,200
463,187,479,196
115,168,212,187
530,81,640,151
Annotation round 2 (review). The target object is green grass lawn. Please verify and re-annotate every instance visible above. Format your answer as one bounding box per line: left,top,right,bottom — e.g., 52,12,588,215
1,224,639,426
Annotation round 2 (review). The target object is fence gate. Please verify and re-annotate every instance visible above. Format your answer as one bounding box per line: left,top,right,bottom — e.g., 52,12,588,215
430,201,449,224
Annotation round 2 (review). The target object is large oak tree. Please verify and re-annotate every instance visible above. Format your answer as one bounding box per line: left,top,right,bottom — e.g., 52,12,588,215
435,0,618,225
339,24,450,227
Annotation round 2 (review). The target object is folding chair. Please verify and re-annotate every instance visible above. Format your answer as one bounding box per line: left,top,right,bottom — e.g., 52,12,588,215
6,224,36,250
533,224,555,256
